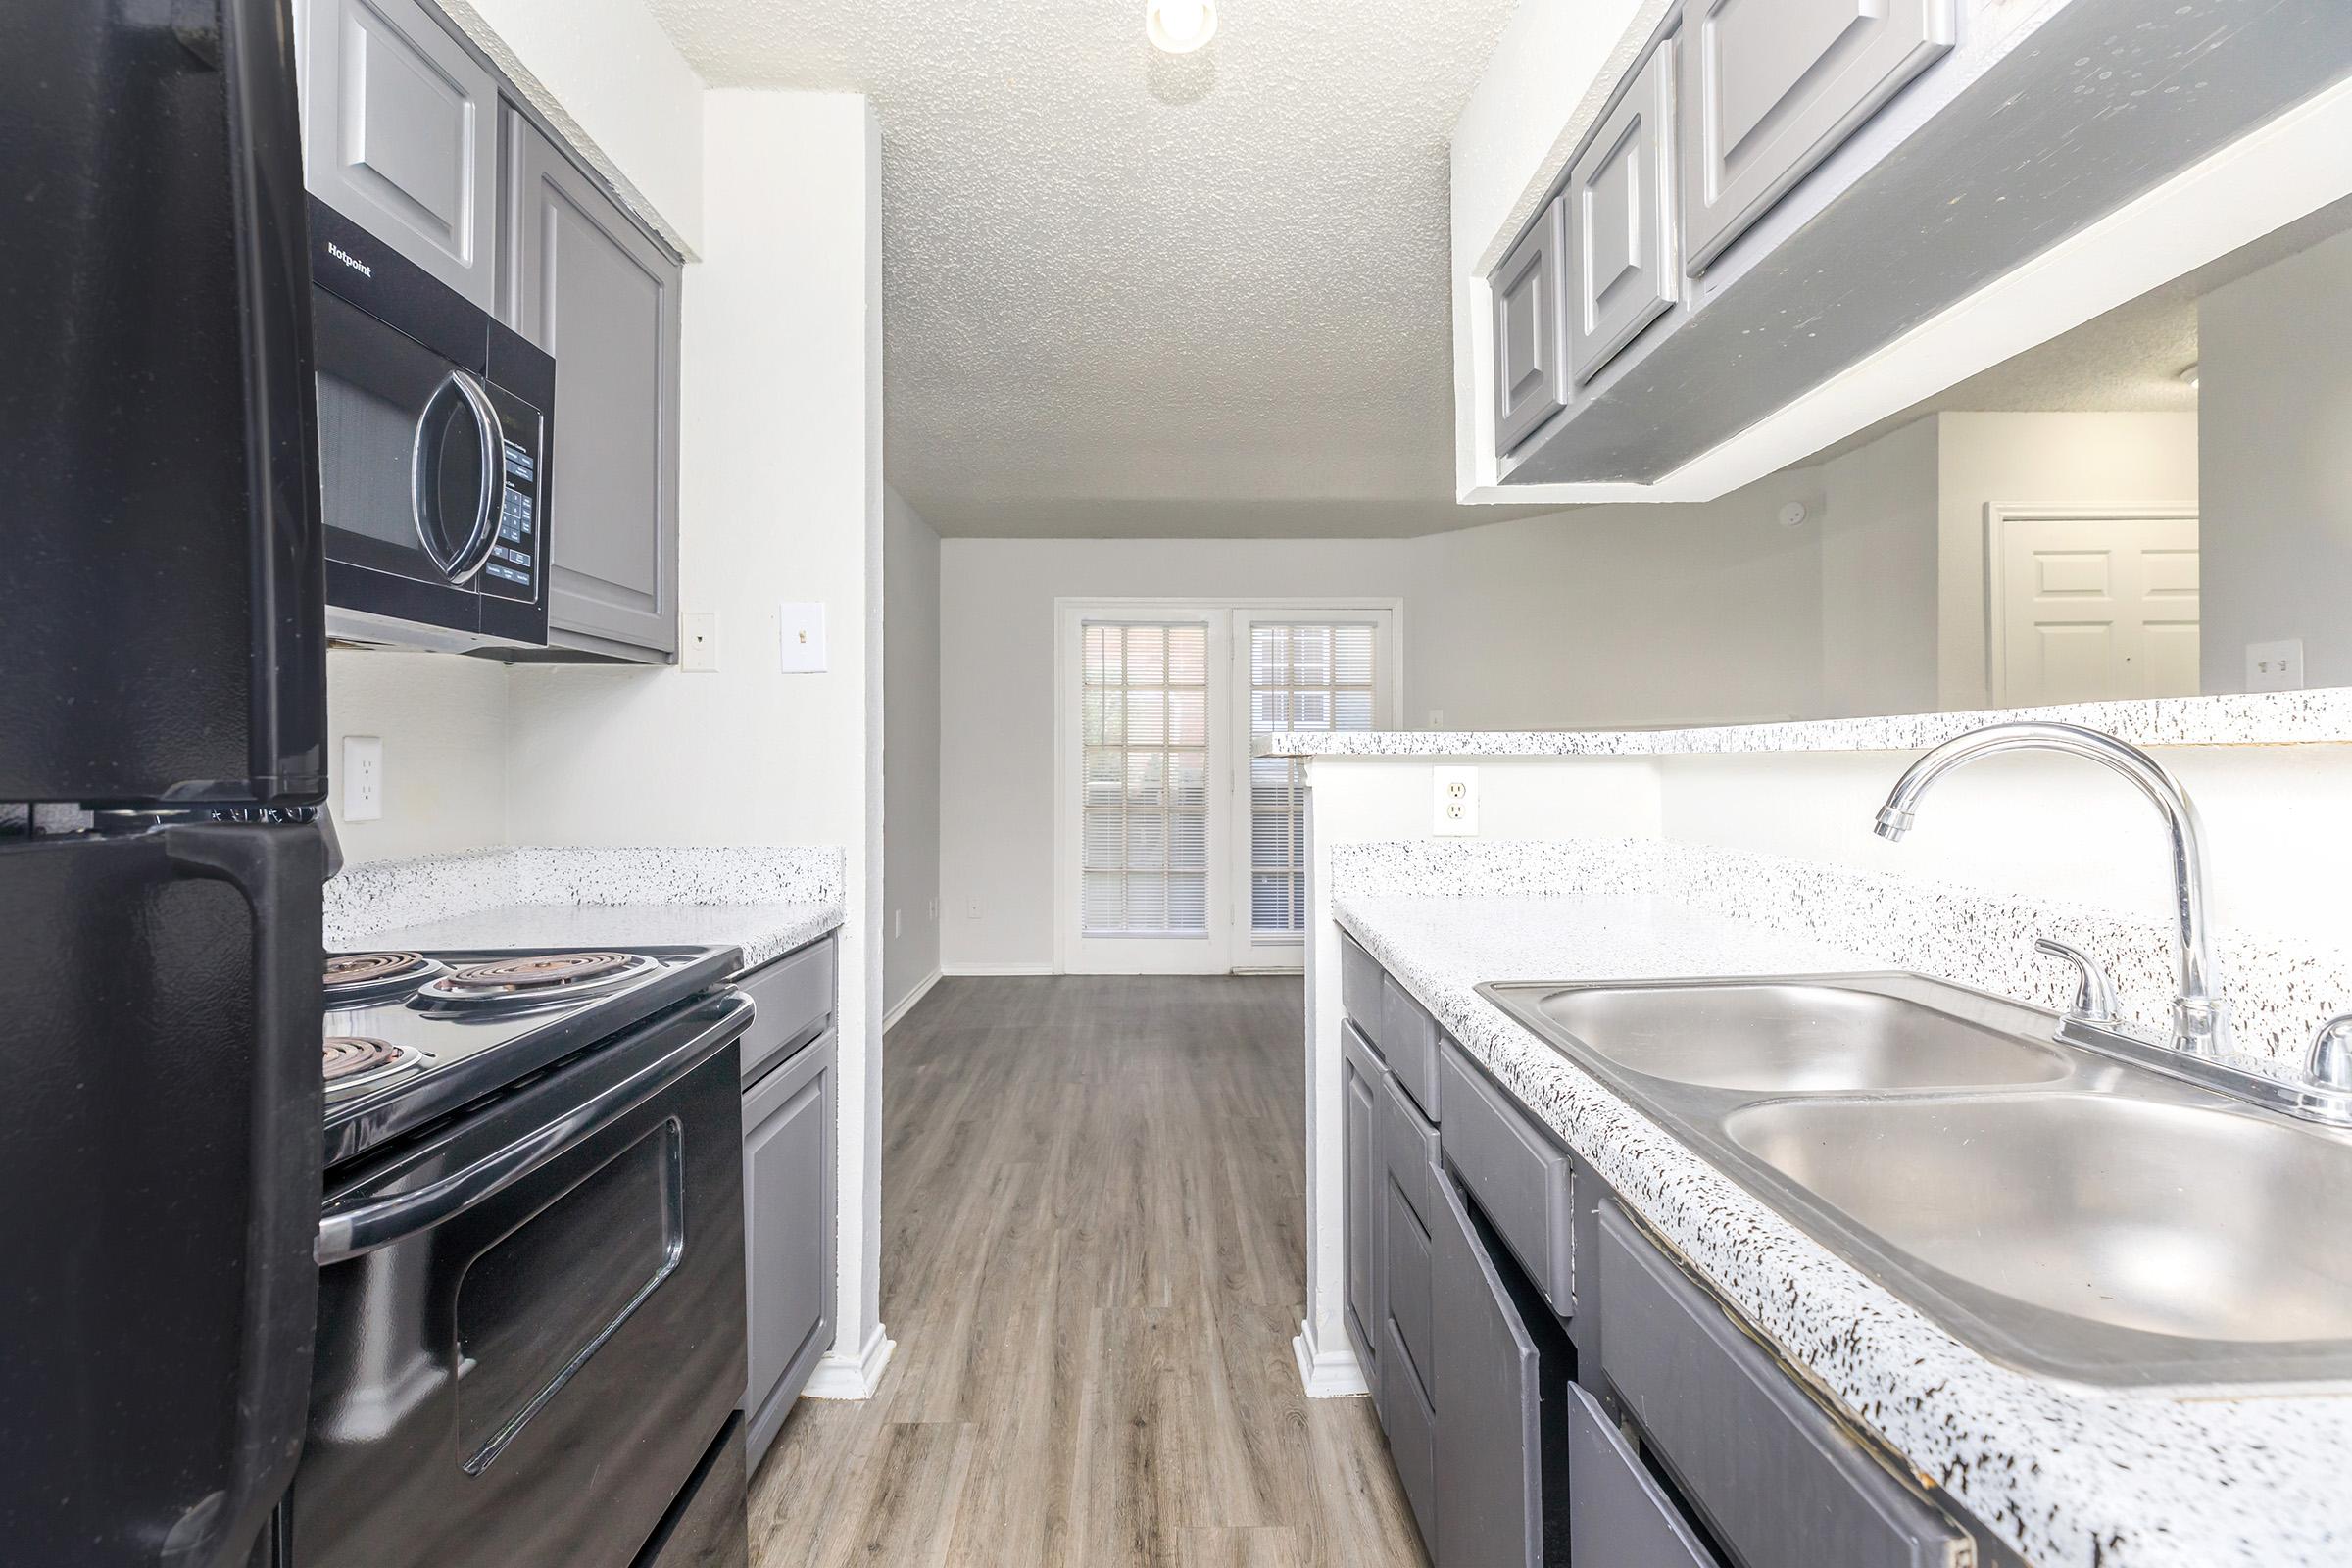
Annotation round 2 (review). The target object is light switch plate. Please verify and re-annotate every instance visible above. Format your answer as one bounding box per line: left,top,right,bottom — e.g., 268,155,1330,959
1433,765,1478,836
342,735,383,822
779,602,828,673
681,612,719,672
2246,638,2306,692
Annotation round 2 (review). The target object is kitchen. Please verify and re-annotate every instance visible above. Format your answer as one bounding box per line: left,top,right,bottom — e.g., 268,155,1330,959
7,2,2352,1567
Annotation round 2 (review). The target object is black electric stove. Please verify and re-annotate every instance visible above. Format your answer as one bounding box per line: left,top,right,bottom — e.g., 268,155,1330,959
319,943,742,1169
271,944,755,1568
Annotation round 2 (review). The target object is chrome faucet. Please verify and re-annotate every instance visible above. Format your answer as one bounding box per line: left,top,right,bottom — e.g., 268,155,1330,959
1872,721,2232,1058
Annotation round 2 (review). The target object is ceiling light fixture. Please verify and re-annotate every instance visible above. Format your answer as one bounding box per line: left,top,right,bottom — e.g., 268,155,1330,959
1146,0,1218,54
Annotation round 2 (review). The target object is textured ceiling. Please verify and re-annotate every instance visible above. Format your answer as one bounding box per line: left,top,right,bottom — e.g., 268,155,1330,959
647,0,1544,537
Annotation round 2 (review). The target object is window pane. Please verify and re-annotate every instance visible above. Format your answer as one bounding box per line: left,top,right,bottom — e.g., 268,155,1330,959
1125,750,1164,807
1125,873,1167,929
1170,751,1207,808
1126,625,1165,685
1082,810,1124,870
1167,626,1207,685
1125,812,1165,871
1168,873,1207,930
1168,811,1207,872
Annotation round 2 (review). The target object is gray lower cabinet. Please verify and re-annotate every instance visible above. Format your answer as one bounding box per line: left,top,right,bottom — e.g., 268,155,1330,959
297,0,499,308
1491,196,1570,456
742,1028,836,1470
1566,1386,1720,1568
1341,1021,1386,1394
503,111,682,661
1566,34,1680,385
1679,0,1956,273
1432,1169,1570,1568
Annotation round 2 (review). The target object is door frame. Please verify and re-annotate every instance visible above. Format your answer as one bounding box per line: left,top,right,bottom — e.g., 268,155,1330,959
1052,596,1405,976
1983,503,2198,707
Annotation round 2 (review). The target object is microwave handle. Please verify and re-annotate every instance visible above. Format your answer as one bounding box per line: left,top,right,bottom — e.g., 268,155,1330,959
409,369,509,585
316,994,749,1264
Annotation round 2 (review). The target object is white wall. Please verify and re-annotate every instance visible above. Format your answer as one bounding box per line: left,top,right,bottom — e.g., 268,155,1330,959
1933,415,2201,712
2199,224,2352,690
884,488,942,1016
440,0,706,253
325,650,511,863
938,419,1939,971
503,91,890,1390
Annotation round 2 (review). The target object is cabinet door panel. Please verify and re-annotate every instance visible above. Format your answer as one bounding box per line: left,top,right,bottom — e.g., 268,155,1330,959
302,0,497,307
743,1034,835,1469
1492,197,1570,456
1567,1385,1721,1568
508,114,681,659
1433,1171,1553,1568
1681,0,1955,273
1341,1023,1384,1392
1569,38,1679,384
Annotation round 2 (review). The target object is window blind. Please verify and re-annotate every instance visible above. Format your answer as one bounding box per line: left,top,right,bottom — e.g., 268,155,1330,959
1081,622,1210,936
1249,623,1376,936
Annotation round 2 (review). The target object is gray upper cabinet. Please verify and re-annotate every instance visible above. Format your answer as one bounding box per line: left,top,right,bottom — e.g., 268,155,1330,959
1679,0,1956,274
299,0,499,308
505,111,683,661
743,1029,836,1470
1491,196,1570,457
1567,37,1680,385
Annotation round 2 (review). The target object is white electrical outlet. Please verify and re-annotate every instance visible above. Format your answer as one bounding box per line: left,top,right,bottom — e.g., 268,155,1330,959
342,736,383,822
1433,766,1478,836
681,612,719,671
2247,638,2306,693
778,602,828,673
1428,709,1446,729
965,900,983,920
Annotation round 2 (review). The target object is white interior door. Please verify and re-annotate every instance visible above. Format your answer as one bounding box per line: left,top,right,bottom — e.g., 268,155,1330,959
1989,508,2200,707
1055,600,1397,975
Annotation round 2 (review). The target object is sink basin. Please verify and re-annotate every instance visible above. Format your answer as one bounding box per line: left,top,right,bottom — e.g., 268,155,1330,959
1521,980,2071,1093
1478,971,2352,1384
1727,1093,2352,1346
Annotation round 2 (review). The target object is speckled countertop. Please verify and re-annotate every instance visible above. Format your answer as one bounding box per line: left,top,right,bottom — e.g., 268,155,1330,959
324,846,844,974
1336,890,2352,1568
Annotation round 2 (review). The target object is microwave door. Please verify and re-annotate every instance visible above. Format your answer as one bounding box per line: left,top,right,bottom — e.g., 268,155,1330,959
315,288,488,644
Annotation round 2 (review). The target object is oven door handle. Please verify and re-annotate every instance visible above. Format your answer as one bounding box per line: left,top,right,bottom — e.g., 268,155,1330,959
316,995,749,1265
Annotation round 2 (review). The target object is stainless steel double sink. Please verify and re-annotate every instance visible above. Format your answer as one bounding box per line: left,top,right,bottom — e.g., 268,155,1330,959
1477,973,2352,1389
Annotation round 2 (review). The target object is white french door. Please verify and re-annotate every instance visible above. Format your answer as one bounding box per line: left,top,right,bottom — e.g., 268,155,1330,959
1054,600,1397,975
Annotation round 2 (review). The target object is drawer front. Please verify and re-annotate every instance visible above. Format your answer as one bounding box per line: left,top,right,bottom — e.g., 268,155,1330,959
1340,931,1385,1048
1567,1385,1720,1568
1379,1067,1439,1232
1493,195,1571,454
737,937,837,1084
1567,33,1680,384
1376,1315,1438,1553
1680,0,1956,273
1341,1023,1386,1391
1437,1043,1575,1314
1378,974,1442,1122
1597,1205,1972,1568
1383,1169,1435,1400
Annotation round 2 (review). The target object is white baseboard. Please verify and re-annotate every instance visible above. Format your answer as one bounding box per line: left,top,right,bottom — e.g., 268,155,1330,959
802,1322,896,1400
881,969,942,1032
940,961,1054,977
1293,1320,1370,1398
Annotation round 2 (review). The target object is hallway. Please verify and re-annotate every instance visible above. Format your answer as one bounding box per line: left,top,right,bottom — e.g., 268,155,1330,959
748,975,1424,1567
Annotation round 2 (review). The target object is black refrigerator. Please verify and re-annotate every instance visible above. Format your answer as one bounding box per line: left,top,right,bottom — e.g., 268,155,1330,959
1,5,328,1568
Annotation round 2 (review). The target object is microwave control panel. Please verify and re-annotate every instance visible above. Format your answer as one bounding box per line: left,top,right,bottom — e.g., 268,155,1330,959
479,398,544,603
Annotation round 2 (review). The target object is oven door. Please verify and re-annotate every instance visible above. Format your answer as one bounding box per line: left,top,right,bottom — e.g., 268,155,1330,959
294,992,752,1568
314,285,501,646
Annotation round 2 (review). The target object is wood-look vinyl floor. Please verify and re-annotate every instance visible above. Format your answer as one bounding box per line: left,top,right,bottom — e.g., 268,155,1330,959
748,975,1426,1568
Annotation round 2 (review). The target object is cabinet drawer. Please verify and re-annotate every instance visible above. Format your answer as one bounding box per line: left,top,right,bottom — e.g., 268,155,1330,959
1378,974,1442,1122
1567,34,1680,384
1383,1174,1435,1401
736,938,836,1085
1492,195,1571,455
1376,1315,1437,1553
1680,0,1955,273
1567,1385,1720,1568
1340,931,1384,1047
1379,1067,1439,1232
1598,1205,1972,1568
1437,1042,1574,1315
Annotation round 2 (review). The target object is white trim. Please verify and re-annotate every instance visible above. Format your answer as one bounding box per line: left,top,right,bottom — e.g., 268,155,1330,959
881,969,942,1032
1984,503,2200,707
1293,1321,1370,1398
802,1321,896,1400
940,961,1055,977
1457,74,2352,507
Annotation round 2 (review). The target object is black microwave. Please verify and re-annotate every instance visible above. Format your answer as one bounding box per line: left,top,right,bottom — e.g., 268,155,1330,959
310,200,554,652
